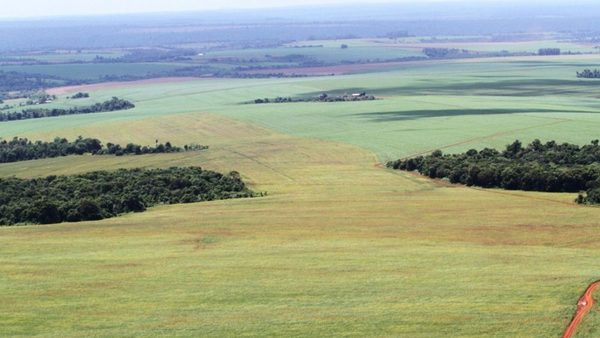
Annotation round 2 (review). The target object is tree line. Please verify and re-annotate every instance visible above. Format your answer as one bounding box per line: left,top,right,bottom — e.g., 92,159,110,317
0,167,253,226
70,92,90,99
577,69,600,79
252,92,376,104
0,71,73,96
387,139,600,205
0,97,134,122
538,48,561,56
0,136,208,164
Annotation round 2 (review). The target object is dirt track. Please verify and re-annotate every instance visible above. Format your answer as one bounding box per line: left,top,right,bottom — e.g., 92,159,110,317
563,281,600,338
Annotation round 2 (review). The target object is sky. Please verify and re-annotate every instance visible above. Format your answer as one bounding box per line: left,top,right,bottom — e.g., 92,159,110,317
1,0,402,18
0,0,575,19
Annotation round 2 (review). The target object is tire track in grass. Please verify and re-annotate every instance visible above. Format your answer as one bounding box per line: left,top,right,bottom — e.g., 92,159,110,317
402,118,571,159
563,280,600,338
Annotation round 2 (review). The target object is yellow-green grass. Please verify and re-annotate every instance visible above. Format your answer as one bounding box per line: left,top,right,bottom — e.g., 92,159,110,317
1,113,600,337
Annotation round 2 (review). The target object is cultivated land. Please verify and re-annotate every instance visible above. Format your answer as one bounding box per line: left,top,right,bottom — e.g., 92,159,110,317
1,52,600,336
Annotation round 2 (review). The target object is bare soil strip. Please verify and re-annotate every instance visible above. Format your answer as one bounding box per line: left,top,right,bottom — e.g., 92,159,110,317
563,280,600,338
46,77,202,95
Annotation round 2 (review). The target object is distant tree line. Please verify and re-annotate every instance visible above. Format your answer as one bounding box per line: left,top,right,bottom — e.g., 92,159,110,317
70,92,90,99
0,136,209,164
94,48,197,63
577,69,600,79
0,97,134,122
252,92,376,104
0,71,74,96
538,48,561,56
0,167,253,226
387,139,600,205
423,48,473,58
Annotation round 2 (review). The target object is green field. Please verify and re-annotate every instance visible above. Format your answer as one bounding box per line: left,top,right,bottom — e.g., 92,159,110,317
208,39,424,64
1,53,600,337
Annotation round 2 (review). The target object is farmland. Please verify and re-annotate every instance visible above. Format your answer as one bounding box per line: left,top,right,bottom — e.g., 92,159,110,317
0,46,600,337
5,54,600,160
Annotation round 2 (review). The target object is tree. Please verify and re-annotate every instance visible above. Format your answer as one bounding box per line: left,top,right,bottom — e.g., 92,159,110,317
33,201,62,224
76,200,103,221
121,196,145,212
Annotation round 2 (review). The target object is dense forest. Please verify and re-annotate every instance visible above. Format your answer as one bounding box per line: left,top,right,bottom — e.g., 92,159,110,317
577,69,600,79
0,97,134,122
0,167,253,226
387,139,600,205
0,71,72,95
252,92,376,104
0,136,207,163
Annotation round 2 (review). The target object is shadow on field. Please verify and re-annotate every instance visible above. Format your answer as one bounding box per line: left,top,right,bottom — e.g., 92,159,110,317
304,79,600,98
355,108,593,122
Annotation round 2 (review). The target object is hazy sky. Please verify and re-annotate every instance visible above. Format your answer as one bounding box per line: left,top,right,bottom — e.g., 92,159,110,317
1,0,409,18
2,0,572,19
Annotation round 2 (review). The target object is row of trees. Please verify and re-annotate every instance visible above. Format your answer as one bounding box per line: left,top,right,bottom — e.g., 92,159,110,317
70,92,90,99
423,48,472,58
577,69,600,78
253,92,376,104
387,140,600,204
0,97,134,122
0,167,253,226
538,48,561,55
0,136,207,163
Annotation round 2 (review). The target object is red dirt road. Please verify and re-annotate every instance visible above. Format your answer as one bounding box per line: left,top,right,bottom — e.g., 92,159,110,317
563,280,600,338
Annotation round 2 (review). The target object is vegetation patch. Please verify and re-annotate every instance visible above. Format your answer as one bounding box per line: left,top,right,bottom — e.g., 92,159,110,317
69,92,90,99
0,167,253,226
387,139,600,204
0,97,134,122
577,69,600,79
0,136,207,164
251,92,376,104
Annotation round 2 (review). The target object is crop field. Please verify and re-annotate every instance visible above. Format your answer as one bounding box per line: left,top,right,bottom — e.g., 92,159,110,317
5,54,600,161
393,39,598,54
207,39,425,64
1,53,600,337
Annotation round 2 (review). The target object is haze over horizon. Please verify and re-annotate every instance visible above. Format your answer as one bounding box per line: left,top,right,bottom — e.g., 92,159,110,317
0,0,584,19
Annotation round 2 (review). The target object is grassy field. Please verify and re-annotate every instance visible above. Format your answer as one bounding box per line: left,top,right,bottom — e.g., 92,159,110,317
1,54,600,336
208,39,424,64
4,55,600,161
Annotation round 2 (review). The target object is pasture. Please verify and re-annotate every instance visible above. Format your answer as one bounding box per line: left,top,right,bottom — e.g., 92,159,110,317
1,54,600,337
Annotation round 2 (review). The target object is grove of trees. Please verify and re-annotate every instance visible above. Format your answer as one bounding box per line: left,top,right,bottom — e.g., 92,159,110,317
538,48,561,55
0,97,134,122
0,167,253,226
0,136,207,164
70,92,90,99
387,139,600,205
577,69,600,78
